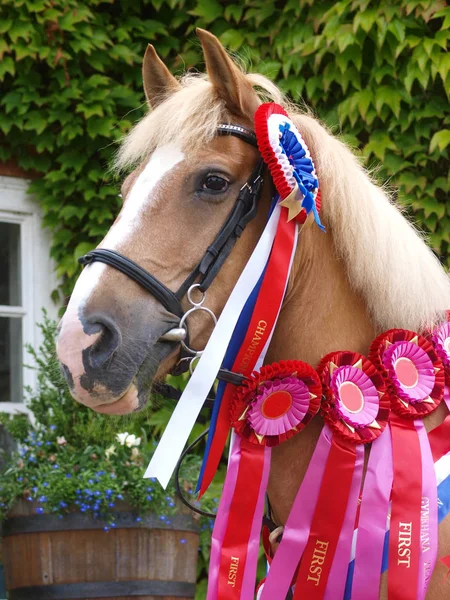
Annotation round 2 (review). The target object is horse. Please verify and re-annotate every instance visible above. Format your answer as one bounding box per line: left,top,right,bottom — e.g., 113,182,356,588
56,28,450,599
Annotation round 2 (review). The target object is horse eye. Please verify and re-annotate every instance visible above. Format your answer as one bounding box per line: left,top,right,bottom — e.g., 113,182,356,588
201,175,229,193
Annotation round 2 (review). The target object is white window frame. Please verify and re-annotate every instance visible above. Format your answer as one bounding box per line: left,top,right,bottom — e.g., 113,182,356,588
0,176,59,415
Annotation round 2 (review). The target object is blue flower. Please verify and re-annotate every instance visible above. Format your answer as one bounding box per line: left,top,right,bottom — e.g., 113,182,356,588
36,507,45,514
135,517,142,523
180,538,187,544
43,482,49,487
146,487,153,492
111,522,116,528
108,502,115,508
50,425,56,431
17,477,23,482
159,515,166,521
146,495,153,501
103,526,109,531
117,494,123,500
39,496,47,503
88,479,94,485
59,501,68,508
66,474,72,479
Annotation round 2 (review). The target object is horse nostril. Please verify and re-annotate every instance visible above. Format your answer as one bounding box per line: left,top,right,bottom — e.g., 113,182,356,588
84,314,122,369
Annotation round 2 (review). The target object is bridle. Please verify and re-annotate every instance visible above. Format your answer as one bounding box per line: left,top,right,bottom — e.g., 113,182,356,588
79,124,265,382
77,124,291,539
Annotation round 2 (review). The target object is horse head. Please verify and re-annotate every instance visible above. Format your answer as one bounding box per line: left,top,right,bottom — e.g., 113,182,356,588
56,30,272,415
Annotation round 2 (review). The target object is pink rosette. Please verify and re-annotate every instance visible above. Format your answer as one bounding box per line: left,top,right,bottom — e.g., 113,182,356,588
318,351,388,444
383,341,434,404
369,328,444,419
432,321,450,385
230,360,322,447
247,377,310,436
330,365,380,428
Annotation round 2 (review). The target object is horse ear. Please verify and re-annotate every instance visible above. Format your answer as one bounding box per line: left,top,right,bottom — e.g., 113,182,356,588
197,28,259,119
142,44,181,108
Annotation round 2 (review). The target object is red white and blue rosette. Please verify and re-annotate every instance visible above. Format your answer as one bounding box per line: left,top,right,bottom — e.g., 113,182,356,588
318,351,389,444
370,329,444,418
254,103,324,230
230,360,322,447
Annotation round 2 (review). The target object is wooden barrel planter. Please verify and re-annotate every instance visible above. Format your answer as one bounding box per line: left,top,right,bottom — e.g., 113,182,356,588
2,502,199,600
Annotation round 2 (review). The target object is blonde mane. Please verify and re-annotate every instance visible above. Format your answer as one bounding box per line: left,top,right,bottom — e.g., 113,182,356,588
115,68,450,333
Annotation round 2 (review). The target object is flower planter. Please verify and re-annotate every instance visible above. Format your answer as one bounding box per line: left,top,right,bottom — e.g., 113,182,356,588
2,501,199,600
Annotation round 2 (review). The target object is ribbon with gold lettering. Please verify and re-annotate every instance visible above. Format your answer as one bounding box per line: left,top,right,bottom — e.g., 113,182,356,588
210,361,322,599
199,102,322,498
293,351,388,600
370,329,444,600
206,214,299,599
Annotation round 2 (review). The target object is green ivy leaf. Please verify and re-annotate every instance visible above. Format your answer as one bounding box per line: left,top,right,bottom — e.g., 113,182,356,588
429,129,450,152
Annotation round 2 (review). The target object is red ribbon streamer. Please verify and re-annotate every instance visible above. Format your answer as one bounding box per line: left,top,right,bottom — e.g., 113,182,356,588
388,413,422,600
199,214,295,497
217,440,266,597
293,436,357,599
428,415,450,463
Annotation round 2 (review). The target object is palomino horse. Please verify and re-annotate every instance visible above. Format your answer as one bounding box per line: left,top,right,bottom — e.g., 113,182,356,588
57,29,450,599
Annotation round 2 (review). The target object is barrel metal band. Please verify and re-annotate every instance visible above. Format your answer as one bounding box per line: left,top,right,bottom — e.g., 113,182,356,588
8,581,195,599
3,512,197,536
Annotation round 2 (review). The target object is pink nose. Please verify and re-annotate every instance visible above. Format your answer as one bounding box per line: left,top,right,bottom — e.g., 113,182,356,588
57,305,138,413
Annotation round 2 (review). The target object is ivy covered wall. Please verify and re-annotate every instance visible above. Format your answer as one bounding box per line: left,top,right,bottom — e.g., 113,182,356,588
1,0,449,300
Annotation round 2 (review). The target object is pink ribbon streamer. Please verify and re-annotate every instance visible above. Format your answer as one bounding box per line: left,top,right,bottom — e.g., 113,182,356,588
445,385,450,411
240,445,272,598
415,420,438,600
207,433,242,600
260,426,333,600
351,426,393,600
323,442,364,600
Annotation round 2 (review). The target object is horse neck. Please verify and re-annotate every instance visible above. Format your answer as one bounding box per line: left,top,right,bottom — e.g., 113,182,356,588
265,221,376,524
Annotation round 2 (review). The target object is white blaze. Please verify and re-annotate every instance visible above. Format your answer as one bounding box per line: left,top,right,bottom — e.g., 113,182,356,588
68,144,184,309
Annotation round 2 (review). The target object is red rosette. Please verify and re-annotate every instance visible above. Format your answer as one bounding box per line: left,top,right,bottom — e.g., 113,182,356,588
230,360,322,447
369,328,444,419
317,350,388,444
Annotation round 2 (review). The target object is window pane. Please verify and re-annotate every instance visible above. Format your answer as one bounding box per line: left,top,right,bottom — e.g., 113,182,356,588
0,222,21,306
0,317,22,403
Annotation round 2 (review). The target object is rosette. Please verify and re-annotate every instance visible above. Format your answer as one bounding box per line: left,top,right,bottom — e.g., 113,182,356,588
369,329,442,599
230,360,322,447
431,320,450,386
370,328,444,418
254,103,324,230
318,351,388,444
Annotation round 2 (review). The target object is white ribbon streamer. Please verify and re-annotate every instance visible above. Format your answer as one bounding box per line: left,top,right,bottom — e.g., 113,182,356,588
144,204,282,488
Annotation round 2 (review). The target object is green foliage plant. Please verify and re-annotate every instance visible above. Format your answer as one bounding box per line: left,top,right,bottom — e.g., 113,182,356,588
0,1,449,304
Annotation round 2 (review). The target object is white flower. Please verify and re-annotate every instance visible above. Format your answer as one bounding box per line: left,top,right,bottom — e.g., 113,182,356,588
56,436,67,446
105,445,116,458
125,434,141,448
116,432,129,446
131,447,140,459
